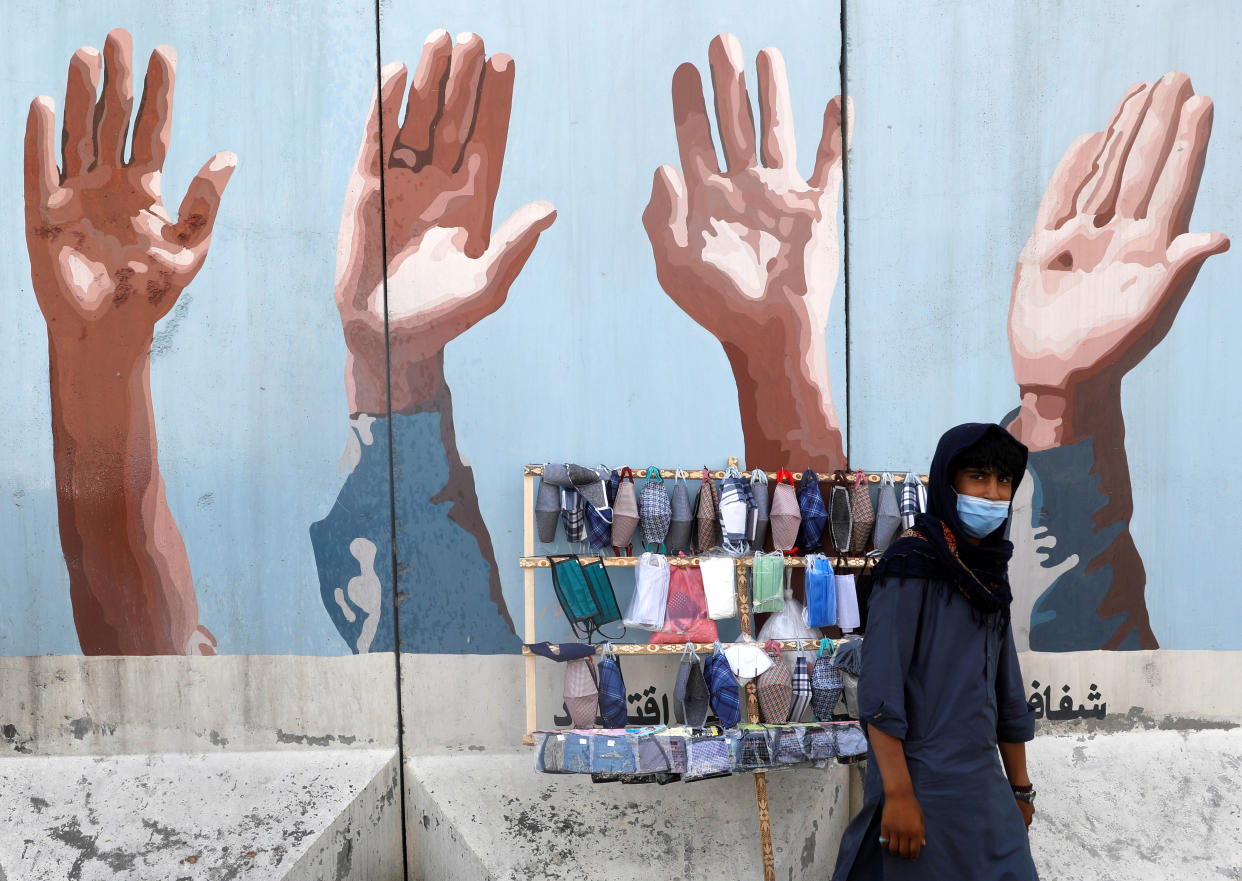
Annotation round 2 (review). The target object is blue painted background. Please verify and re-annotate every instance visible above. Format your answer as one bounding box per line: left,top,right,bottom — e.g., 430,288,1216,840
3,0,1239,653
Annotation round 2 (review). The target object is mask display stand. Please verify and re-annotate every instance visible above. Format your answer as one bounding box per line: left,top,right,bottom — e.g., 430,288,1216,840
520,457,928,881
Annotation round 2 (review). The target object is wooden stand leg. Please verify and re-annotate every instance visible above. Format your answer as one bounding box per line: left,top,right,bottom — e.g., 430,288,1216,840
737,547,776,881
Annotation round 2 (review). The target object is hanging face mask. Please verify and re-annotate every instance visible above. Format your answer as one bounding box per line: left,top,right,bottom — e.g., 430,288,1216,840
955,493,1011,539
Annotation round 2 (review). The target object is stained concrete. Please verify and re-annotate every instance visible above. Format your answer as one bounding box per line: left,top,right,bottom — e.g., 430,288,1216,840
1026,728,1242,880
0,655,398,755
0,749,401,880
404,751,852,881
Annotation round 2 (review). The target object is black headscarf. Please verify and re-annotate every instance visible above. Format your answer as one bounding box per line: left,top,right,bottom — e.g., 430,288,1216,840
872,423,1029,620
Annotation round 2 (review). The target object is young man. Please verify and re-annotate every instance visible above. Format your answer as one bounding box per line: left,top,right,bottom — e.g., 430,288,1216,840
832,423,1038,880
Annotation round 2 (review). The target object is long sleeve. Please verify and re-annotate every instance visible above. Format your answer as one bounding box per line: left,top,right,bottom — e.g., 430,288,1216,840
995,618,1035,743
857,576,924,740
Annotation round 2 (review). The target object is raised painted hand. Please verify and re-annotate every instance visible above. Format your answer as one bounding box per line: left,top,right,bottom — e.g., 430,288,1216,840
25,29,235,354
335,31,556,415
643,33,848,470
1008,72,1228,449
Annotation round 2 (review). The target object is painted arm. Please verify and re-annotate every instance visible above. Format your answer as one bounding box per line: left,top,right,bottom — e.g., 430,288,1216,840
1006,73,1227,650
321,32,554,649
24,30,233,655
643,34,848,471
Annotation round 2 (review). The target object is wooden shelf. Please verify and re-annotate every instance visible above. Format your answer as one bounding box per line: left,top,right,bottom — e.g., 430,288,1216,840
521,554,877,569
522,639,849,657
525,464,927,483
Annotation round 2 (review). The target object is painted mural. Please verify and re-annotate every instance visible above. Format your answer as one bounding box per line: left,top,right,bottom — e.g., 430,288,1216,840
5,1,1241,658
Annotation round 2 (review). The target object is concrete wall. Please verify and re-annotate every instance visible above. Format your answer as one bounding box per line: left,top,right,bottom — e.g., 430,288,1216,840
5,0,1242,878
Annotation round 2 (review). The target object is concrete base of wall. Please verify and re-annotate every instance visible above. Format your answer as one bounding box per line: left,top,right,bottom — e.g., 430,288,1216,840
404,751,852,881
0,748,402,881
1028,728,1242,880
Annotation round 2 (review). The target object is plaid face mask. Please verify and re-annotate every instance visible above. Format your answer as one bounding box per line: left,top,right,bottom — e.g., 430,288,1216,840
756,641,793,724
693,467,722,553
873,472,902,552
638,467,671,551
797,469,828,552
560,488,587,545
789,649,813,723
596,644,629,728
901,472,927,530
734,725,775,771
849,470,875,554
804,725,837,761
684,734,732,782
704,643,741,728
718,465,755,554
811,638,844,721
774,726,809,765
769,470,801,552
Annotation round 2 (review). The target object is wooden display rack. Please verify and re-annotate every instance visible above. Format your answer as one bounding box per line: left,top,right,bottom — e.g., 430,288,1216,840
519,458,924,881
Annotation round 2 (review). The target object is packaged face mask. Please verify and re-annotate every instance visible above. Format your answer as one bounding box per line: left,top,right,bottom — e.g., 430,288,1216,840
751,552,785,613
803,555,837,629
624,552,670,630
649,564,719,645
699,556,738,620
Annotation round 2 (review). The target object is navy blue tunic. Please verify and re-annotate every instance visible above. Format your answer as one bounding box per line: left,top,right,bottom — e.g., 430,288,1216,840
832,576,1038,880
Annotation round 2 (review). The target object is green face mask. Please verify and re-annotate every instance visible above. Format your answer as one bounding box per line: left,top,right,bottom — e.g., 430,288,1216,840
752,552,786,613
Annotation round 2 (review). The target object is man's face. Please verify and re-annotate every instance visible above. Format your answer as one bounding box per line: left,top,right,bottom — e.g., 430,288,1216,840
952,465,1014,502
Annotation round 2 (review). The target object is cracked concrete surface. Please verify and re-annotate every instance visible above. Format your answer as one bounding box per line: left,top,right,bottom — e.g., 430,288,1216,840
0,749,401,880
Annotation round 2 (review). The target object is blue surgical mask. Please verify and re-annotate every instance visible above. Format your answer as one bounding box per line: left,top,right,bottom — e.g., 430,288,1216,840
955,493,1011,539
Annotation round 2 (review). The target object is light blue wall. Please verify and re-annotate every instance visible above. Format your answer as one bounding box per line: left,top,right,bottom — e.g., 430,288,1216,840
846,0,1242,649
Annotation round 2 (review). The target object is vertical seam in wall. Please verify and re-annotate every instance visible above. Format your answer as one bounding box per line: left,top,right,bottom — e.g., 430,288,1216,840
373,2,412,876
839,0,853,467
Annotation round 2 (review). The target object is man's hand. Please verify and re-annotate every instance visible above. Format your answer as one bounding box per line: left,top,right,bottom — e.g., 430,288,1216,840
880,790,926,861
643,33,849,469
24,29,234,354
335,31,556,415
1016,798,1035,829
1008,72,1227,449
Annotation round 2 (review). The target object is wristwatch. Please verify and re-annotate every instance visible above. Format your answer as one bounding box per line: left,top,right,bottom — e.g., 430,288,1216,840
1012,783,1036,805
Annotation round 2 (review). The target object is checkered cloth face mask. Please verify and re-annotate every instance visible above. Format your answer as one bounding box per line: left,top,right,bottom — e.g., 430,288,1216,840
811,639,844,721
718,465,755,554
790,653,813,723
798,469,828,552
685,735,732,782
834,722,868,759
775,726,809,765
693,467,722,553
804,725,836,760
638,467,671,550
596,644,629,728
756,641,793,724
561,488,587,544
849,470,875,554
735,726,775,771
704,643,741,728
900,472,927,530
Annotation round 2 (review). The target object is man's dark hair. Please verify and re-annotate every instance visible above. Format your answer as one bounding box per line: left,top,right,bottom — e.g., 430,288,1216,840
947,431,1025,482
